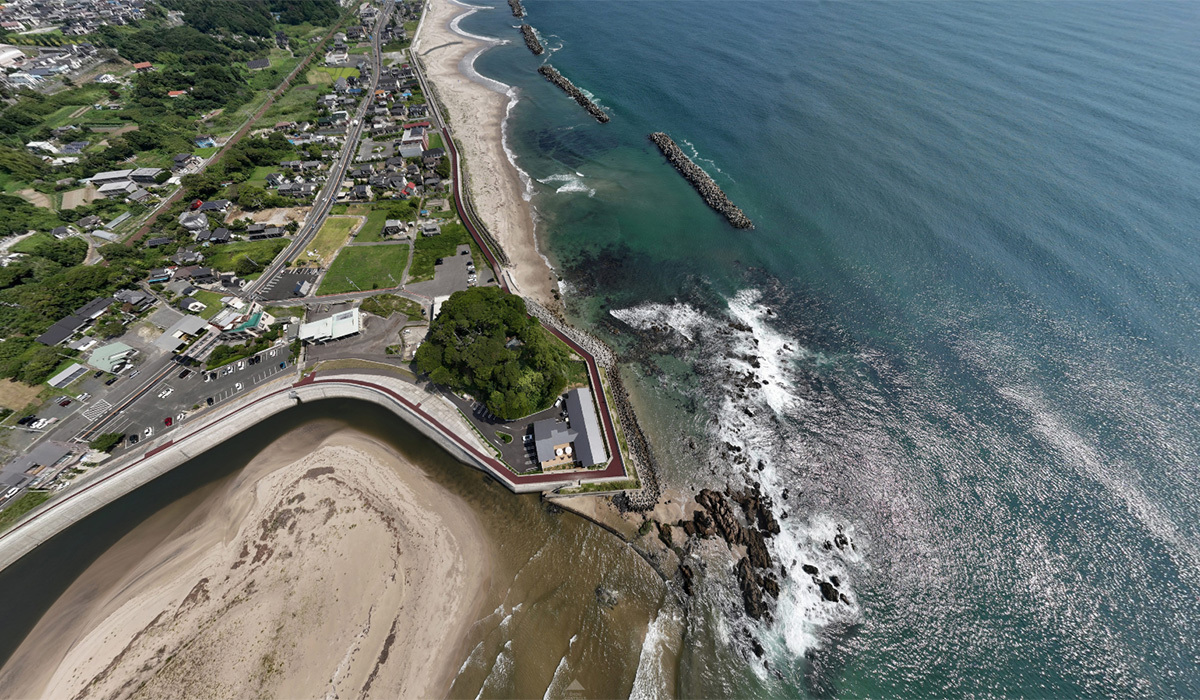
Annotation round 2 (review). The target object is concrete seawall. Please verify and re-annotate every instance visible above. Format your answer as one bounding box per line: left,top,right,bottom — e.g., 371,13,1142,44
537,65,610,124
520,24,543,55
0,374,588,573
649,132,753,229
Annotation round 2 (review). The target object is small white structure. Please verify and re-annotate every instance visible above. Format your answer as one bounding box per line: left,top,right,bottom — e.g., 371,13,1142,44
48,363,89,389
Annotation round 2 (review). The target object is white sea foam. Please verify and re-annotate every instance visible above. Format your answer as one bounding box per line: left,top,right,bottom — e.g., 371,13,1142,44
538,172,595,197
610,300,708,342
629,605,683,700
680,138,735,183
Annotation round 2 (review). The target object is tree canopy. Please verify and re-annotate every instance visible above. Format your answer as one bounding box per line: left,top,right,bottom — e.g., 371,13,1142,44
415,287,574,419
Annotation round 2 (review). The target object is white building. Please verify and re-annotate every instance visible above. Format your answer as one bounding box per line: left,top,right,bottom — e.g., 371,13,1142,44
299,308,362,343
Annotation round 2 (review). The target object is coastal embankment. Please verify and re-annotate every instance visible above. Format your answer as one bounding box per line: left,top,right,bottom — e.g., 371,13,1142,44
520,24,543,55
538,65,610,123
508,0,524,18
649,132,754,229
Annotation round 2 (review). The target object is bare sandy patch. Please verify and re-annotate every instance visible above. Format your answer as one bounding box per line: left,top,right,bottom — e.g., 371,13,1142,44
225,205,312,227
15,189,52,209
0,379,41,412
0,431,491,699
61,185,98,210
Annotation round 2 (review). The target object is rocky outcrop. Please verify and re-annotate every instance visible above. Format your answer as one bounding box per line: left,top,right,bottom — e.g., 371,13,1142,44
735,557,767,620
519,24,543,55
537,65,610,123
648,132,754,229
730,484,780,536
508,0,525,18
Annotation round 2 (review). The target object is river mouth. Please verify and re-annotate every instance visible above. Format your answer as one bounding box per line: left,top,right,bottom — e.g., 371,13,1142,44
0,398,670,697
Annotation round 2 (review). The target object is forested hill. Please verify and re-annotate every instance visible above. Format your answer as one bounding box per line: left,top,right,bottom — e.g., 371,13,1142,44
161,0,341,37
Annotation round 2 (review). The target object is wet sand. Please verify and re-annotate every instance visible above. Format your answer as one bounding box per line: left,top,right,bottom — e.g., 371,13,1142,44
0,430,491,699
415,0,558,308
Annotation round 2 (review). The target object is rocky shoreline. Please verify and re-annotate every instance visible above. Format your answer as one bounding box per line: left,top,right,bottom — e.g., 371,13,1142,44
507,0,525,18
648,132,754,229
519,24,543,55
537,65,610,124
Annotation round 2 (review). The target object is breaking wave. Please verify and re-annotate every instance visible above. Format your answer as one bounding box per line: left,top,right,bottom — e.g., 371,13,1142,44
538,171,595,197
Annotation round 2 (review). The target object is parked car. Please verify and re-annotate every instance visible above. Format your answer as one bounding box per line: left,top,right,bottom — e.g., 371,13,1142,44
144,427,153,436
178,369,191,379
235,382,243,391
279,362,286,369
93,370,104,378
130,370,140,378
206,397,214,406
105,377,118,386
164,416,172,426
58,399,71,407
237,361,245,370
78,393,90,401
129,433,139,444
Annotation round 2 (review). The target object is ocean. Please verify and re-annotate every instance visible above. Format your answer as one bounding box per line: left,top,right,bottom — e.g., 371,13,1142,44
465,0,1200,696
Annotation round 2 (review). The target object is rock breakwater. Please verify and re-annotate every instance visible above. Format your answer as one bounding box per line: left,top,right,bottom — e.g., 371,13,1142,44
519,24,543,55
508,0,525,18
537,65,610,124
648,132,754,229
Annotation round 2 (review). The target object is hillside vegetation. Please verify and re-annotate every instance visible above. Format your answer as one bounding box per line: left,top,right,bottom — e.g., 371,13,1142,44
415,287,573,419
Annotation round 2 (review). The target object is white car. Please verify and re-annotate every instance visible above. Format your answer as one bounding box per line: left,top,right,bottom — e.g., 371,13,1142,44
237,361,245,370
175,412,185,422
130,370,140,378
235,382,243,391
78,392,90,401
269,349,276,357
144,427,153,437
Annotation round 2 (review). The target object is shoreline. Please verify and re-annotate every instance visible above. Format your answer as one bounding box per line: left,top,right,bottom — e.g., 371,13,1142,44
416,0,558,308
0,429,493,698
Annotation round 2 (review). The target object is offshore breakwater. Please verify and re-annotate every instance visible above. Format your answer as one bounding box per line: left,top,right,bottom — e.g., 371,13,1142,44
520,24,543,55
649,132,753,229
507,0,524,19
537,65,610,123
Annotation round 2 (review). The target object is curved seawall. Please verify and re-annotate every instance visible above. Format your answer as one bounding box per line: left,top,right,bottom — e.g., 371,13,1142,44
0,374,594,573
537,65,610,123
520,24,544,55
649,132,753,229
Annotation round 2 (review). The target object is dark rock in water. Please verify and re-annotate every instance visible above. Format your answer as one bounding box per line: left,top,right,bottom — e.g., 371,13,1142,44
595,585,619,608
840,593,851,606
762,573,780,599
682,519,697,537
657,521,674,548
507,0,525,17
752,639,765,658
745,527,773,570
736,557,767,619
823,540,833,551
780,511,787,519
680,564,695,596
543,501,562,515
697,489,747,547
802,563,819,575
818,579,840,603
781,489,789,500
729,483,781,536
829,575,840,587
692,509,716,537
834,533,849,551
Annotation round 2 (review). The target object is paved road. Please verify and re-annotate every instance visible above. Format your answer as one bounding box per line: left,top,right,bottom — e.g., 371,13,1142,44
245,1,395,300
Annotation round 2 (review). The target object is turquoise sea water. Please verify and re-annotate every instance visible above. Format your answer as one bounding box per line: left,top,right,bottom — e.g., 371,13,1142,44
463,1,1200,696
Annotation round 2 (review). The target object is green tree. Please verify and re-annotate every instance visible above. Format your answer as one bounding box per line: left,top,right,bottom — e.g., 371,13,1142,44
89,432,125,452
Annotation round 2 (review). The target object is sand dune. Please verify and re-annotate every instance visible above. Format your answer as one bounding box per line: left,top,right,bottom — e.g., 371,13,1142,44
0,433,490,699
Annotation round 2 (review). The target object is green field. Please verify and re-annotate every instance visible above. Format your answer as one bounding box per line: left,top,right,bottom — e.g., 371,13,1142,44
301,216,359,266
359,294,425,320
409,222,486,283
190,289,227,319
307,66,360,84
355,208,390,242
245,164,276,188
317,244,409,295
204,238,289,273
261,81,322,125
427,132,444,150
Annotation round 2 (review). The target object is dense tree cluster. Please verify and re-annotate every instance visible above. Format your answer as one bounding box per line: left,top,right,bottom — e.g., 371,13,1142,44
0,195,62,237
415,287,574,419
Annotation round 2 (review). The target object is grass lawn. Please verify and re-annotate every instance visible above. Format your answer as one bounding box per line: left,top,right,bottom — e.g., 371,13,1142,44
317,244,409,295
205,238,289,273
301,216,359,266
359,294,424,320
307,66,359,84
355,208,390,242
246,164,276,188
427,132,444,149
10,232,56,254
408,221,486,283
348,45,372,55
190,289,227,320
193,146,220,158
261,81,322,125
0,491,51,533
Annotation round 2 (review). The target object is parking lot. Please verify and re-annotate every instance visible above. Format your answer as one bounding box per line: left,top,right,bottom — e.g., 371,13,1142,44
443,391,563,473
99,345,291,450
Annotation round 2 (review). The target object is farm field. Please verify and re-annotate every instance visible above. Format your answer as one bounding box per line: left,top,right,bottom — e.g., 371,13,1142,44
300,216,359,266
317,244,409,295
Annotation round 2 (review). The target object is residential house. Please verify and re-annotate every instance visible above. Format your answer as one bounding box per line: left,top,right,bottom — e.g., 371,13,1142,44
174,266,217,284
35,296,114,346
132,61,153,72
145,236,173,248
87,342,138,373
147,267,173,283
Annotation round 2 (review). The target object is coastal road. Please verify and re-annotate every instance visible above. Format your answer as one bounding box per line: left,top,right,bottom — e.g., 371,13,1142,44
244,1,395,301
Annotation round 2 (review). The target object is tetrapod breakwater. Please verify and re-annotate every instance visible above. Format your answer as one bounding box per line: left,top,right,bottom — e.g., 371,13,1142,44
649,132,754,229
537,65,610,124
508,0,525,18
520,24,543,55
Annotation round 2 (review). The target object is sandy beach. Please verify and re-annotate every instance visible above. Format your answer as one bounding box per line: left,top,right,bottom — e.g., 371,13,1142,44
414,0,558,308
0,430,491,699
